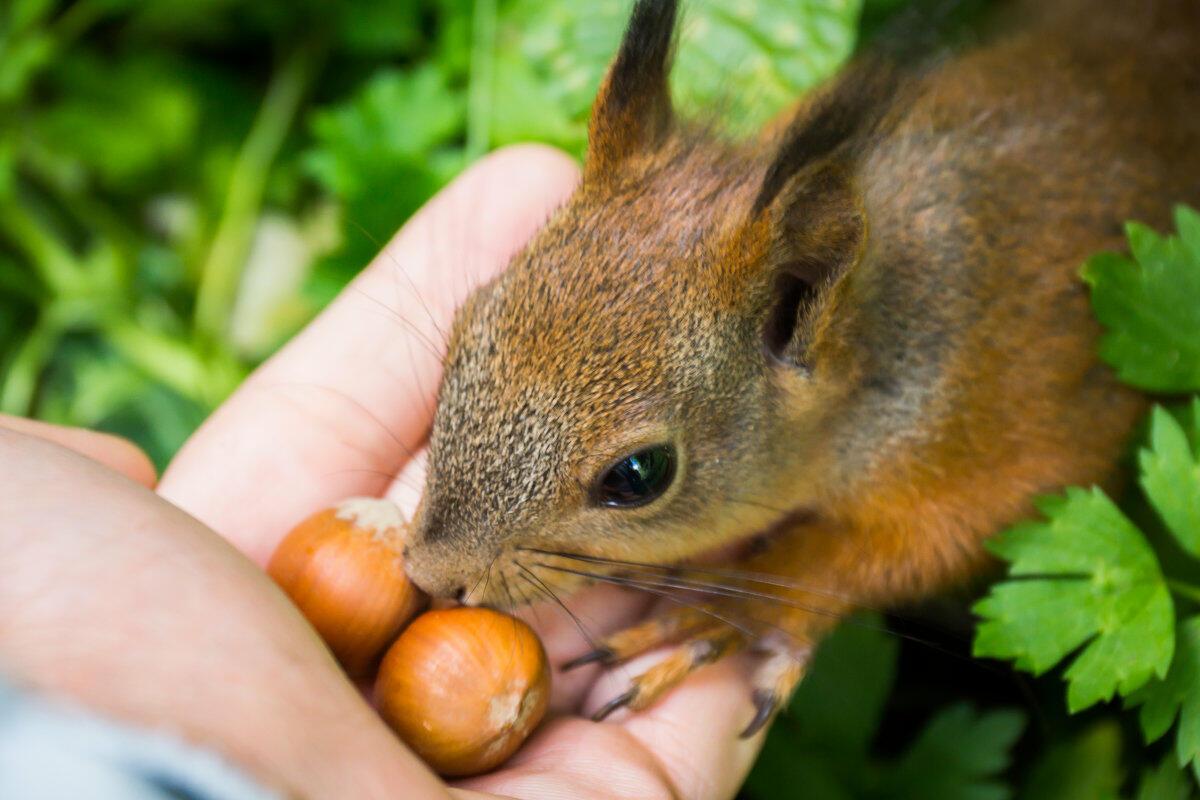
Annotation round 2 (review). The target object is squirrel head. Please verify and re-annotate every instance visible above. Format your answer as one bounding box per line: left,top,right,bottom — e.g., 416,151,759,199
405,0,879,602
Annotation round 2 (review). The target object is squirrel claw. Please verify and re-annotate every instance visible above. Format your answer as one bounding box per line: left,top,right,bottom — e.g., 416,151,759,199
740,689,779,738
592,689,637,722
562,647,615,671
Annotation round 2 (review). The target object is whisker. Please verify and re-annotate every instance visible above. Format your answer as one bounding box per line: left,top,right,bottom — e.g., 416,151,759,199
499,571,517,613
532,562,767,643
514,575,544,628
534,561,982,669
521,547,871,613
464,553,497,607
263,382,421,464
516,562,600,650
535,560,846,625
524,547,965,644
347,217,450,348
722,496,803,518
351,287,445,359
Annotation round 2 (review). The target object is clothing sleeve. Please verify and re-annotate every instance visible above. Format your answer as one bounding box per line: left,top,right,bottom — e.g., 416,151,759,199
0,676,278,800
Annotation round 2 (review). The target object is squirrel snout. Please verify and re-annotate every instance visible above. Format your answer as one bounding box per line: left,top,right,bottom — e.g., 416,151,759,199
402,537,478,602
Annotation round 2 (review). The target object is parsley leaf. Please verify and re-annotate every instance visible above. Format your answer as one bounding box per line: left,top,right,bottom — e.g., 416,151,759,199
881,704,1025,800
303,64,465,198
1082,206,1200,393
1018,723,1124,800
1129,617,1200,779
1140,404,1200,558
973,487,1175,712
1136,756,1196,800
747,616,1024,800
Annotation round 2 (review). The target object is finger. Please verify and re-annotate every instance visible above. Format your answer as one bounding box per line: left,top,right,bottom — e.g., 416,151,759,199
0,414,156,487
589,653,762,800
160,145,580,564
456,656,759,800
0,427,452,800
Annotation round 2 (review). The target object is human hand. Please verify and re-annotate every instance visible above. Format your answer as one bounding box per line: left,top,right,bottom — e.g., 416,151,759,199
0,417,455,798
160,144,764,799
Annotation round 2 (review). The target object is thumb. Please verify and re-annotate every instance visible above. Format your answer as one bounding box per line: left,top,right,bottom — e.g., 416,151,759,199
0,415,157,488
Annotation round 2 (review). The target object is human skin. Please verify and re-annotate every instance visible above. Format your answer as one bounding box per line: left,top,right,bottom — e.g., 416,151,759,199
1,145,762,800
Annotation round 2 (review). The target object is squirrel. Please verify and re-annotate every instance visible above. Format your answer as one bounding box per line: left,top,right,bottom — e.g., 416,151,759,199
402,0,1200,737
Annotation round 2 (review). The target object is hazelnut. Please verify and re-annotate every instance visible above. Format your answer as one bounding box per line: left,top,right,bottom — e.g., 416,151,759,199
375,607,550,776
267,498,426,676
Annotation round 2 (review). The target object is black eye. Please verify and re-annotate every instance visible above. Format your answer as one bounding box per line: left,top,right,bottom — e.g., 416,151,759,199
595,445,676,508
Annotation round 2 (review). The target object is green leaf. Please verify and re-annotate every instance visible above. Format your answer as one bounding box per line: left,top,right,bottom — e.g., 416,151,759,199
743,724,856,800
973,487,1174,712
1141,406,1200,557
1129,616,1200,776
304,64,465,197
27,53,199,189
671,0,862,133
744,614,897,799
1018,722,1124,800
879,704,1025,800
330,0,422,55
1082,205,1200,393
788,614,899,754
1135,756,1195,800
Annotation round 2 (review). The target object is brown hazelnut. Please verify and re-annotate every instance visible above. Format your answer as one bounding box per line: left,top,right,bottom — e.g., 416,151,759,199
267,498,426,677
375,606,550,776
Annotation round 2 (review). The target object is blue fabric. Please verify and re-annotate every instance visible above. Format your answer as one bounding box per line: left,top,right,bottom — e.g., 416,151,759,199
0,678,277,800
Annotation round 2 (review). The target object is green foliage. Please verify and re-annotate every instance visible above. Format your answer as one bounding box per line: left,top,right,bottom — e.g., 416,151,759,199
973,488,1174,712
0,0,864,466
1140,404,1200,558
745,617,1025,800
1137,757,1196,800
1018,722,1125,800
975,208,1200,796
486,0,863,153
1082,207,1200,393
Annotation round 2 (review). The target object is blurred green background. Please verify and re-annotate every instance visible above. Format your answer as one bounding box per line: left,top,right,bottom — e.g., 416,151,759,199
0,0,871,467
1,1,1189,798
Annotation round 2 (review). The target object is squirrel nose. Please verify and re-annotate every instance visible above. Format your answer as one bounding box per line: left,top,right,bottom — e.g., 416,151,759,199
403,540,474,601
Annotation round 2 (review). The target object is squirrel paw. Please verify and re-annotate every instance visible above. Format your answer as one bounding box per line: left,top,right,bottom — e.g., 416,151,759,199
567,605,814,735
741,644,810,737
590,624,743,721
562,605,716,671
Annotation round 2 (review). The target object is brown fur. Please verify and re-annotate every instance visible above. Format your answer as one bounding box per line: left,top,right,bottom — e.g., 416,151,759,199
404,0,1200,724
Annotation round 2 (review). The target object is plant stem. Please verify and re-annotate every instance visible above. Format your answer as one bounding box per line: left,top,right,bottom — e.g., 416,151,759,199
192,41,318,344
0,195,84,294
465,0,497,160
0,314,60,414
1167,579,1200,606
104,319,212,404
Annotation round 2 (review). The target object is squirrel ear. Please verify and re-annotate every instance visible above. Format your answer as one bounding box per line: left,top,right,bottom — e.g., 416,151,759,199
757,164,865,367
763,164,864,284
586,0,677,174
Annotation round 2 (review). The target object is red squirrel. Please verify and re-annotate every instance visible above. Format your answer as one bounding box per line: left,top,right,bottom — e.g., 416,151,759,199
402,0,1200,736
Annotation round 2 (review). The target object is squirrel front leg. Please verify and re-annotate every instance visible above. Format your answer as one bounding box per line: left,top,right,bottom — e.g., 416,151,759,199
571,512,988,736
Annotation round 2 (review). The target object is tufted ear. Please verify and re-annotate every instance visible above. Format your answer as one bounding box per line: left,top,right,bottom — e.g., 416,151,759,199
751,59,898,368
585,0,677,176
757,161,865,368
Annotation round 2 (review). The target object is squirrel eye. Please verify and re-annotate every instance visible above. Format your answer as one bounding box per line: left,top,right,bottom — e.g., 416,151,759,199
594,445,676,508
